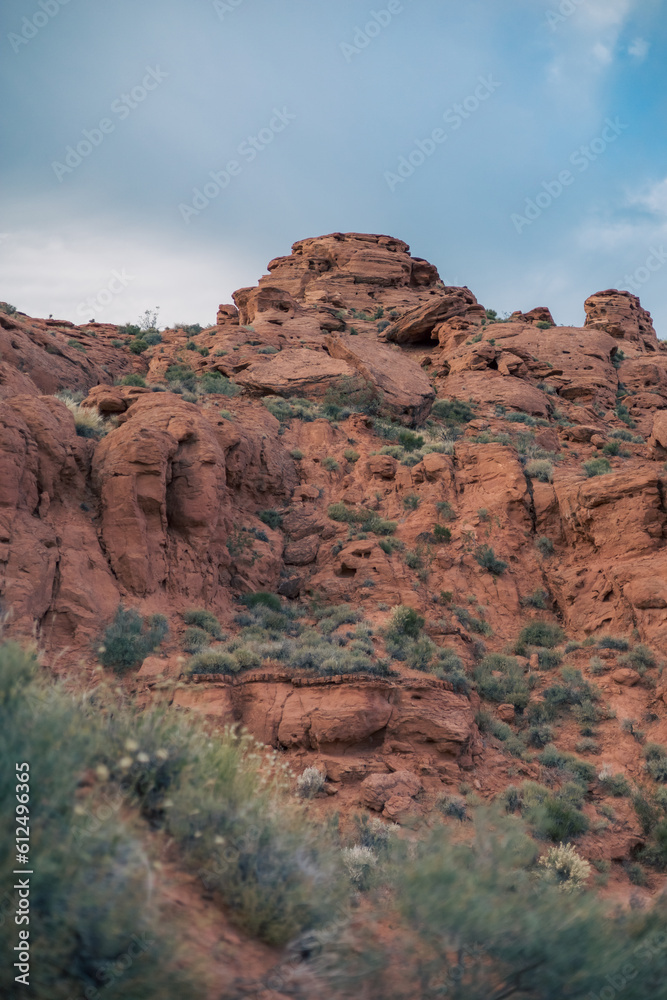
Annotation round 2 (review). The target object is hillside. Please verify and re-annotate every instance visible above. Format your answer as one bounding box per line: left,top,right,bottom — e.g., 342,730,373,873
4,232,667,997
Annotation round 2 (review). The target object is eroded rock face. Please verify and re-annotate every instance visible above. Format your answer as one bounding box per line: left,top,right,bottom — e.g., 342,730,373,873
584,289,658,351
172,673,480,762
325,333,435,424
236,349,357,398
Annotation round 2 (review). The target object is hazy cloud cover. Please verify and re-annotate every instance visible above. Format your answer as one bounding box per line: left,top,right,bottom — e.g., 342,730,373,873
1,0,665,331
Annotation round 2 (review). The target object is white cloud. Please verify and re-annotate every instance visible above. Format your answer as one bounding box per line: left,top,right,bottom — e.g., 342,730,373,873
591,42,613,65
628,37,650,60
0,200,258,326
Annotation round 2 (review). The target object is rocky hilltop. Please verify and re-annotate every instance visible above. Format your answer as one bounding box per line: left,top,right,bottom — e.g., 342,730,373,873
3,231,667,904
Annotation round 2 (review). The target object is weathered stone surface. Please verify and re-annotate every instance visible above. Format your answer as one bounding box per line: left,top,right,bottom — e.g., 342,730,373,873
584,289,658,351
384,288,483,344
325,333,435,424
236,349,357,398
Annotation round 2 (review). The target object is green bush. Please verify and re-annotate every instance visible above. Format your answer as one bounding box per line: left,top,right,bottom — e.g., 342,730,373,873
258,508,283,529
526,459,553,483
0,642,198,999
198,370,240,396
182,626,210,652
188,649,240,674
645,744,667,783
386,605,424,640
322,456,340,471
517,620,564,650
344,448,360,462
129,338,149,354
536,535,554,557
403,493,420,510
475,654,530,709
98,606,168,673
182,608,223,638
433,524,452,543
431,398,475,423
597,634,629,651
120,372,146,386
583,457,612,477
474,545,507,576
241,591,282,612
327,502,396,536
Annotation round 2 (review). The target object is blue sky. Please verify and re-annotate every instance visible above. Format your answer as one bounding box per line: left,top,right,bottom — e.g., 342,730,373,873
1,0,666,333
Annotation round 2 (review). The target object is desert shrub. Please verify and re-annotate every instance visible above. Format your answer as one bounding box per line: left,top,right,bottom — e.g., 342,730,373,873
597,766,631,797
521,588,548,610
404,548,423,570
433,524,451,543
431,399,475,423
241,591,282,613
129,338,148,354
621,644,656,671
344,448,360,462
433,648,471,693
0,642,198,999
321,376,381,419
475,654,530,709
198,370,240,395
435,500,456,520
256,509,281,530
322,456,340,472
576,738,600,755
597,634,630,651
526,459,554,482
588,656,606,676
644,744,667,783
120,372,146,386
188,650,240,674
536,535,554,557
182,608,223,638
313,603,362,634
98,606,168,673
182,626,211,652
290,448,304,460
327,502,396,536
263,394,318,422
517,620,564,650
67,337,87,352
386,605,424,640
437,794,468,821
0,301,17,315
538,843,591,891
342,845,378,890
474,545,507,576
57,391,107,438
583,457,612,477
537,648,563,670
294,766,326,800
527,722,554,748
616,403,635,427
452,605,492,636
528,792,590,841
403,493,421,510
